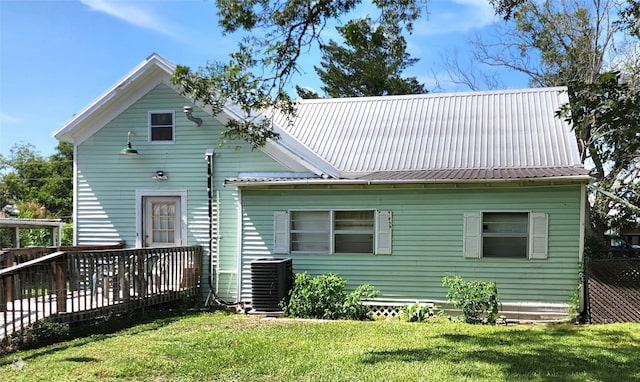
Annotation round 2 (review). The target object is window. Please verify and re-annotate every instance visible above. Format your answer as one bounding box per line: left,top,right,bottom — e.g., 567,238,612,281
290,211,330,253
275,210,391,255
149,111,174,142
150,201,176,244
482,212,528,258
463,212,548,260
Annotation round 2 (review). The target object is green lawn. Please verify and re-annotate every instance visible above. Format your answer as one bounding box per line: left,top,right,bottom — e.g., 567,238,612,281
1,312,639,381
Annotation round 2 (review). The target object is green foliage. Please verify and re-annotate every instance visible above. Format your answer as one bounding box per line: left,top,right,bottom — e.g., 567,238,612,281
476,0,640,238
442,276,500,324
616,0,640,39
1,319,70,353
3,312,640,381
282,272,378,320
400,301,432,322
0,142,73,220
567,283,582,320
558,72,640,236
174,1,425,147
583,234,611,259
315,17,427,97
295,85,321,99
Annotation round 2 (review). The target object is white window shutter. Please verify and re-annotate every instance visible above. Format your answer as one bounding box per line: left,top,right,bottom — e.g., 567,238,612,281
273,211,289,254
529,212,548,259
463,212,482,259
375,210,392,255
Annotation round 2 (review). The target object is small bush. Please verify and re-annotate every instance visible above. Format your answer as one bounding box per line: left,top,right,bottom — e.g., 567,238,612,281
400,301,432,322
2,319,70,353
442,275,499,324
282,273,378,320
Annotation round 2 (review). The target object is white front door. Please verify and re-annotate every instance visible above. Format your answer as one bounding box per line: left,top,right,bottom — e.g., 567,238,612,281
143,196,182,247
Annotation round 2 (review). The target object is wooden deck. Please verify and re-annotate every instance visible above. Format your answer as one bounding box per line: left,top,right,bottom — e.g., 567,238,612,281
0,245,202,338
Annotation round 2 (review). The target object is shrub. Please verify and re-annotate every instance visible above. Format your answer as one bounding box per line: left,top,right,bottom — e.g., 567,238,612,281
442,275,500,324
1,319,70,354
282,273,378,320
400,301,432,322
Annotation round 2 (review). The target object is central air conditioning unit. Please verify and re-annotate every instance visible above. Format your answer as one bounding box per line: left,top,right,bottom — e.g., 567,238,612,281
251,258,293,312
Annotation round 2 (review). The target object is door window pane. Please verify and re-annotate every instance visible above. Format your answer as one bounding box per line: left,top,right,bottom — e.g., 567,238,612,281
151,201,177,244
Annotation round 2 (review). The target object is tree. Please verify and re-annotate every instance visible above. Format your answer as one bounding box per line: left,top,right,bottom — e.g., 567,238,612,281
295,85,321,99
474,0,640,238
172,0,426,148
315,18,426,97
0,142,73,221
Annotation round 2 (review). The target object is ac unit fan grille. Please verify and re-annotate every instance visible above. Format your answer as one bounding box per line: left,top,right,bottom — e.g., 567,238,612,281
251,258,293,312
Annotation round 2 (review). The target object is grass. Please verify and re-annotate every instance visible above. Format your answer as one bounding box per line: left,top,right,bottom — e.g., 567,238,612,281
1,311,639,381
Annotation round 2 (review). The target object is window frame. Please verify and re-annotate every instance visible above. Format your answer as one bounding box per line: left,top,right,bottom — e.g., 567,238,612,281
463,211,548,260
481,212,529,259
274,209,391,255
148,110,175,143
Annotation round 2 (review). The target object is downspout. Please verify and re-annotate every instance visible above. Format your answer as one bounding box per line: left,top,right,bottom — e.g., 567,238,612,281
204,148,238,308
204,148,218,306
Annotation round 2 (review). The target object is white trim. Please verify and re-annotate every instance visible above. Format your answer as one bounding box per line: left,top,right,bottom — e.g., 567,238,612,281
283,209,379,255
236,188,243,303
229,176,591,187
72,144,79,245
135,190,187,248
54,54,176,144
148,110,176,143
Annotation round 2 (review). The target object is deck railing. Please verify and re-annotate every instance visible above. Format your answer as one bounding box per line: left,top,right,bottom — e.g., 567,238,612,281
0,246,202,338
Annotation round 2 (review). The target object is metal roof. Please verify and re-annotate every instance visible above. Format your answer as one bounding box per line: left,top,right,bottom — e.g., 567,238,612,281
225,166,590,186
270,87,583,179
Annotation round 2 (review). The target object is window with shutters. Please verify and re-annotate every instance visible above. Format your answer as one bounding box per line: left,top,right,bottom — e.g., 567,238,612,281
463,211,548,260
275,210,391,255
149,111,174,142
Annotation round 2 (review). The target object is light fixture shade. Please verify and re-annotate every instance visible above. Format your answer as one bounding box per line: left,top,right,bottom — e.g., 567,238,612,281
119,146,138,155
120,131,138,155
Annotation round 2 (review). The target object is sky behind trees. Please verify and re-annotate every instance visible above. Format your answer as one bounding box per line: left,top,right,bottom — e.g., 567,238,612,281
0,0,529,157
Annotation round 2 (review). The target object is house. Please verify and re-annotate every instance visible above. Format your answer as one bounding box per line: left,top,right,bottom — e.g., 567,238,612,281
54,53,590,320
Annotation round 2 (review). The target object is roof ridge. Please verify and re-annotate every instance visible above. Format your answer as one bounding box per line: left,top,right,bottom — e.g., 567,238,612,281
294,86,568,104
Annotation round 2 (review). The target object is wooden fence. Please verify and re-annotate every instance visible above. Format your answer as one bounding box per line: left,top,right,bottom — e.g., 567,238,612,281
585,258,640,324
0,246,202,338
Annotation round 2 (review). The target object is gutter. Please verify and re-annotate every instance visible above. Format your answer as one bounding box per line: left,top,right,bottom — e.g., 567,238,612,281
226,175,592,187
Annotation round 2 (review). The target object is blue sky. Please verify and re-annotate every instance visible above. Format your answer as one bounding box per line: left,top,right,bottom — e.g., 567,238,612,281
0,0,529,158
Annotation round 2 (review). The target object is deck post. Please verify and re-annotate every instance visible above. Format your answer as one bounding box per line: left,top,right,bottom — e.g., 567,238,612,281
53,257,67,313
2,252,15,309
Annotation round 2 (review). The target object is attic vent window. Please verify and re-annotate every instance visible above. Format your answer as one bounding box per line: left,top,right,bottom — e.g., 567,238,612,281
149,111,174,142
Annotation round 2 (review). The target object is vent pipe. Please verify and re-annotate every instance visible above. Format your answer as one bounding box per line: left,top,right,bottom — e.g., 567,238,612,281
184,105,203,126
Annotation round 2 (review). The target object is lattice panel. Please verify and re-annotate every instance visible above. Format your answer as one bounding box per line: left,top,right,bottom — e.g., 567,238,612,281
368,305,401,318
586,259,640,324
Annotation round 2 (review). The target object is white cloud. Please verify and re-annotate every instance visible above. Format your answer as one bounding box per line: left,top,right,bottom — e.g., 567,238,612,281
80,0,179,38
414,0,498,36
0,112,22,125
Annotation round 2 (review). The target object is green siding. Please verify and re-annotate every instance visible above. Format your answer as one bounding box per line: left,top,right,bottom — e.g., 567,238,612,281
75,83,288,301
75,82,585,307
239,185,584,305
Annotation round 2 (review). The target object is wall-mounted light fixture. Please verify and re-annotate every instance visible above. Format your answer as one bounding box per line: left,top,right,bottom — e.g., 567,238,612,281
152,170,168,181
183,105,203,126
119,131,139,156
